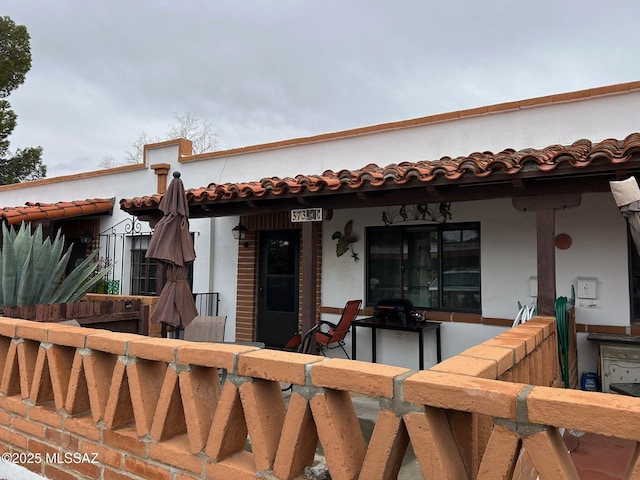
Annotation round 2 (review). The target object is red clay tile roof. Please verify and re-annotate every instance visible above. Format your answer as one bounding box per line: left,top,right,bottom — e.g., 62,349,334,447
1,198,115,225
120,133,640,213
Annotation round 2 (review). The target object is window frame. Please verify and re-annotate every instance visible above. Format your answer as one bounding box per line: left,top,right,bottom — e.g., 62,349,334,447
366,222,481,313
130,235,159,296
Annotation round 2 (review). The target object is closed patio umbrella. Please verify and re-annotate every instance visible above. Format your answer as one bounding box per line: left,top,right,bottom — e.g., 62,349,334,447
147,171,198,330
610,176,640,255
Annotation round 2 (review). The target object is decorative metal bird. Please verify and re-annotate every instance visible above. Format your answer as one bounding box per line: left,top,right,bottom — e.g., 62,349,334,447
332,219,360,262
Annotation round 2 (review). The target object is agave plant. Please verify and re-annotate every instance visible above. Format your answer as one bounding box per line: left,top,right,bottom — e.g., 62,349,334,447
0,222,112,307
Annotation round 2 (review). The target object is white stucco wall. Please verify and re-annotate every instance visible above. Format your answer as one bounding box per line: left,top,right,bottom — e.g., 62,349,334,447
317,191,628,369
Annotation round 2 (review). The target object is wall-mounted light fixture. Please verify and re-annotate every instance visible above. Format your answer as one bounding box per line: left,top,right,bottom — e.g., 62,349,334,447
231,223,249,247
80,232,93,245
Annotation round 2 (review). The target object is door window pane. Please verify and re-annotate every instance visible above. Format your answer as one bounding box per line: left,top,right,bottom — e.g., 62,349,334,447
367,229,402,305
267,240,296,275
266,277,296,312
441,227,480,310
404,228,439,308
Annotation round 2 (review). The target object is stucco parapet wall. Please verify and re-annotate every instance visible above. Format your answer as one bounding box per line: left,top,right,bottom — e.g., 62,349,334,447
0,162,147,191
178,81,640,162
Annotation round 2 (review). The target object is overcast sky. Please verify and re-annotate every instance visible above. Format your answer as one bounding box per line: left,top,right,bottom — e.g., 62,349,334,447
4,0,640,178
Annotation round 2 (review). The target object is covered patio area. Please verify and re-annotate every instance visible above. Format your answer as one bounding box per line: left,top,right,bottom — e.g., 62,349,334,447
121,133,640,359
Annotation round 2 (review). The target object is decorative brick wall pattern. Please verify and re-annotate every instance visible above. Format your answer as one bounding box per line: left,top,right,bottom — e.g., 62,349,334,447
0,316,637,479
235,228,257,343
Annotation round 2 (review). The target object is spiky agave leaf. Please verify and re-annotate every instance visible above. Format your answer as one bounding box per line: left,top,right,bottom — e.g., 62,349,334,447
16,242,35,305
49,249,100,304
0,222,110,307
1,224,17,306
32,233,52,301
36,230,71,304
68,262,113,302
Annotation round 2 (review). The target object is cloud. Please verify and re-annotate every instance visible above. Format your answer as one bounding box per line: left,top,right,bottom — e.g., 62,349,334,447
4,0,640,177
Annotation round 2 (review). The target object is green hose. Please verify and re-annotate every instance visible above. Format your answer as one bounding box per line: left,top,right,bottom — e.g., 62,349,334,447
556,296,570,388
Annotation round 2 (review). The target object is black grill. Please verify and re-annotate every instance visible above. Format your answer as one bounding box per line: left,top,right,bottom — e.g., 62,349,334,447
373,298,414,324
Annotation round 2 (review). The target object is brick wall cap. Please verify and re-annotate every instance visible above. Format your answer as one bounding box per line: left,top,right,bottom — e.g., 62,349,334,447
459,344,515,375
0,318,32,337
513,323,544,343
178,342,261,369
85,331,147,355
497,330,538,353
430,355,497,379
127,337,185,362
237,349,323,385
404,370,525,419
238,348,320,364
47,324,111,348
15,322,51,342
521,317,555,335
312,359,410,398
526,386,640,440
483,337,527,363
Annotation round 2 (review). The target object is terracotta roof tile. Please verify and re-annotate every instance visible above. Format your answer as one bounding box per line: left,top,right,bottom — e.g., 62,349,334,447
1,198,115,225
120,133,640,211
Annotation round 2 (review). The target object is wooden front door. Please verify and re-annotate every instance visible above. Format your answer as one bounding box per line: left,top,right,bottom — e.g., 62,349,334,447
257,230,300,348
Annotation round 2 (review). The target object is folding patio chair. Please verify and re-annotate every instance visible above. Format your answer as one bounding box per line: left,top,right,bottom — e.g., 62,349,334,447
315,299,362,358
183,315,227,342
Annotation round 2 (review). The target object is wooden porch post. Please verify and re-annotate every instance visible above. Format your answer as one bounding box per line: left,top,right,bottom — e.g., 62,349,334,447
536,209,556,316
513,193,581,317
301,222,319,351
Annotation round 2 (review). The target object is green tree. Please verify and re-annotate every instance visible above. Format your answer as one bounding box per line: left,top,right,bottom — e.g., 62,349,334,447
0,16,46,185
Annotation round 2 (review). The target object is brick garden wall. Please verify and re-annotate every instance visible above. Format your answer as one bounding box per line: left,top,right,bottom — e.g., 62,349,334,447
0,316,636,479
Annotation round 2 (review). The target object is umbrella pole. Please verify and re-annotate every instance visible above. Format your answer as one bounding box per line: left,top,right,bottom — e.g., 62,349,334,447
161,324,184,339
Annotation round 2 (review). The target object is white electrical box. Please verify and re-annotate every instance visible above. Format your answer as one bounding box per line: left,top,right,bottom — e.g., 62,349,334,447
577,277,597,299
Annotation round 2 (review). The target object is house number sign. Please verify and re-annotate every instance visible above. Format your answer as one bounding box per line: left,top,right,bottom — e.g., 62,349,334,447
290,208,323,222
